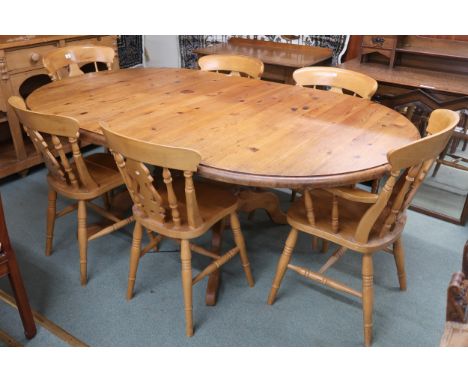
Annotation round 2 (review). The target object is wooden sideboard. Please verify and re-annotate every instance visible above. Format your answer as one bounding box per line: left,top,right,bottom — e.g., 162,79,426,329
0,35,119,179
193,37,333,84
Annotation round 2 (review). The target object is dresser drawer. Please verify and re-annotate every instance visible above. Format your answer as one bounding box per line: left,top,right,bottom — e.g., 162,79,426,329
362,35,397,50
5,43,57,72
65,35,116,48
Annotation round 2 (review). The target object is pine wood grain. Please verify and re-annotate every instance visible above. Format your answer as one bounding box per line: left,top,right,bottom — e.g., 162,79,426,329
27,68,420,189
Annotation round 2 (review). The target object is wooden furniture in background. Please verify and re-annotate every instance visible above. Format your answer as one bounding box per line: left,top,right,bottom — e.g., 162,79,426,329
432,124,468,176
101,124,254,337
440,241,468,346
43,45,115,82
0,193,36,340
27,68,419,304
194,37,332,84
8,96,133,286
0,35,119,179
268,109,459,346
342,35,468,133
341,35,468,226
198,54,264,79
293,66,378,99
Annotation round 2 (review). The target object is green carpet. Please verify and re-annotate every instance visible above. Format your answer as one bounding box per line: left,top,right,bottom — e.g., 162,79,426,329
1,165,467,346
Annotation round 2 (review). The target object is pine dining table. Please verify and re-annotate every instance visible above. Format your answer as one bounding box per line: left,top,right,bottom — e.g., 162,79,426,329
26,67,420,304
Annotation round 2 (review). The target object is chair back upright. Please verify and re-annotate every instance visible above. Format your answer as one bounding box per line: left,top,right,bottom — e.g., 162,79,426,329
354,109,459,243
198,54,264,79
43,45,115,81
8,96,98,191
293,67,378,99
101,123,204,230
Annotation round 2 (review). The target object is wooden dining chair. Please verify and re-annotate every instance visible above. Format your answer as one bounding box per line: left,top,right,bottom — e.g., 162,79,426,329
8,96,133,286
267,109,459,346
293,66,378,99
101,123,255,337
198,54,264,79
43,45,115,82
291,67,379,202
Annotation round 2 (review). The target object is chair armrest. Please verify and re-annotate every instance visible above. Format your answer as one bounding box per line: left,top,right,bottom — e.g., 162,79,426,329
325,187,379,204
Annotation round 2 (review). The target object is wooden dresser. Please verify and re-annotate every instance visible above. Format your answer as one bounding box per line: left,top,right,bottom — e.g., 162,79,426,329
341,35,468,225
0,35,119,179
342,36,468,133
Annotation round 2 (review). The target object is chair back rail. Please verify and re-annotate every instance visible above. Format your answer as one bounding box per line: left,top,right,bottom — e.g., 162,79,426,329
198,54,264,79
293,66,378,99
101,123,204,229
43,45,115,81
8,96,98,190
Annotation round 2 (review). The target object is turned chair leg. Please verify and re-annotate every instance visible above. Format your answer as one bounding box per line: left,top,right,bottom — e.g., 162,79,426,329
77,200,88,286
393,237,407,291
371,179,380,194
230,213,254,287
321,239,329,253
127,221,143,300
290,190,297,202
103,192,112,210
268,228,298,305
181,239,193,337
45,188,57,257
362,253,374,347
312,236,318,251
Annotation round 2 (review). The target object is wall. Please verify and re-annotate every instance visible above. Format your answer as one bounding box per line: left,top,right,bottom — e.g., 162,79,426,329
143,35,180,68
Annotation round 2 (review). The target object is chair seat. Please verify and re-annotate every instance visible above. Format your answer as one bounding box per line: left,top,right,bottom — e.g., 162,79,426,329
134,178,238,239
48,153,124,200
287,189,406,253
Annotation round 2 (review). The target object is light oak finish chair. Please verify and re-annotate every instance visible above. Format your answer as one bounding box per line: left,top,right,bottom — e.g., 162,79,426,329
198,54,264,79
292,66,379,201
43,45,115,81
268,109,459,346
8,96,133,285
101,124,255,337
293,66,378,99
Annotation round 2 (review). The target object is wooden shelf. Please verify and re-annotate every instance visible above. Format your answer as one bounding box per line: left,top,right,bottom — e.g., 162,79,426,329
397,36,468,60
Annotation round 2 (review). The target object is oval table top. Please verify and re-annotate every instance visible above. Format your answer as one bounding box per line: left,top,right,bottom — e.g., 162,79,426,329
27,67,420,188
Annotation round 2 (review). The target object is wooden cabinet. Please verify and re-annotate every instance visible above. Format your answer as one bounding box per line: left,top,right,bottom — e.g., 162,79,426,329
342,35,468,226
0,35,119,179
360,35,398,66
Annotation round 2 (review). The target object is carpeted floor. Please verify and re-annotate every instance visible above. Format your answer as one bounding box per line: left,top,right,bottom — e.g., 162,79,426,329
0,165,467,346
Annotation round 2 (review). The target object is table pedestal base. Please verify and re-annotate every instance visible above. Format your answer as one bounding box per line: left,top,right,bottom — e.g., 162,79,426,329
237,189,287,224
205,188,287,305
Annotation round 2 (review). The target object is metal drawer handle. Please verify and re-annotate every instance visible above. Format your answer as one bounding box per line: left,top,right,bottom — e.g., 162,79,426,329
371,37,385,46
